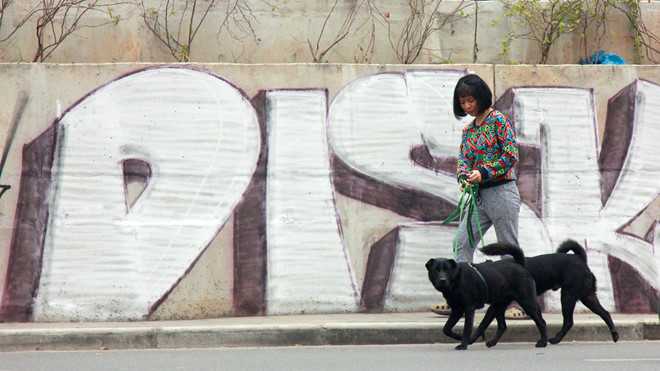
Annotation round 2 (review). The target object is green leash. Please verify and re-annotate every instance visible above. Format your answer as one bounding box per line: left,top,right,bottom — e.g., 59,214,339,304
442,182,485,260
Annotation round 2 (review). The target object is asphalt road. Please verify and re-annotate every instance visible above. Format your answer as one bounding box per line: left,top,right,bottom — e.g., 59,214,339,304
1,341,659,371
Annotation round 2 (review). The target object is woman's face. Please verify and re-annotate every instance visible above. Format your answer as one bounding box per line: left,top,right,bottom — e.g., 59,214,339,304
459,94,479,117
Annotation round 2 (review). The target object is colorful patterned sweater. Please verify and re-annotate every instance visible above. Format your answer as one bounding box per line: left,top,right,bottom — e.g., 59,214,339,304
457,109,518,186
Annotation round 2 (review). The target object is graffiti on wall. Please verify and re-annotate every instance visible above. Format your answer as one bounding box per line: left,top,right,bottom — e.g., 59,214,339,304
0,66,658,322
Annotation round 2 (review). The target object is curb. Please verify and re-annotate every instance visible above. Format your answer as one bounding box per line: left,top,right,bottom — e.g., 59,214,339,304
0,314,657,352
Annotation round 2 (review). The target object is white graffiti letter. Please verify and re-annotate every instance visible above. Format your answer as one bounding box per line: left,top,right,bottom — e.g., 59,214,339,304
34,67,260,321
266,90,358,314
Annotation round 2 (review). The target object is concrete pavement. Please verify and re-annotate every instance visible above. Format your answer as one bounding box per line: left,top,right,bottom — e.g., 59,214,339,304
0,312,657,352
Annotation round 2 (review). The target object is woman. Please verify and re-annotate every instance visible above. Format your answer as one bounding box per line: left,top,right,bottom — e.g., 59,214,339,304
431,74,526,319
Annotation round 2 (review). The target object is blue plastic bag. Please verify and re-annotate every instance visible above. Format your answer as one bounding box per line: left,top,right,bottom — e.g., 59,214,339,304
580,50,626,65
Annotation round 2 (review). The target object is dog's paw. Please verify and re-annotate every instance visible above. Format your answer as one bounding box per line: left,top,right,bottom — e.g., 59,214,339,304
612,330,619,343
485,340,497,348
535,340,548,348
454,344,468,350
549,336,561,345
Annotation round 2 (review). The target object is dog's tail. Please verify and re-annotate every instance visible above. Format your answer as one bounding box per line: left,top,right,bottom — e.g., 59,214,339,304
479,243,526,267
556,239,587,263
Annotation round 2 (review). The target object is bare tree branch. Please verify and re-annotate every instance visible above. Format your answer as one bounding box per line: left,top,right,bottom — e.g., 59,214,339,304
217,0,260,44
352,0,378,63
29,0,130,62
380,0,470,64
308,0,377,63
141,0,218,62
142,0,261,62
1,1,41,44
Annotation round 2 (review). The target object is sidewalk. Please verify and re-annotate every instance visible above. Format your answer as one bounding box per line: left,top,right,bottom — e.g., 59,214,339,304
0,312,657,352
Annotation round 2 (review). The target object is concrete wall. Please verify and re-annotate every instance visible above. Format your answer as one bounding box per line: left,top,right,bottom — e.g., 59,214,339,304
0,62,657,322
0,1,658,64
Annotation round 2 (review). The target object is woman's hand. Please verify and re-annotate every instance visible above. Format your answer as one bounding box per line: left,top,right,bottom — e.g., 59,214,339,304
467,170,482,184
459,170,482,191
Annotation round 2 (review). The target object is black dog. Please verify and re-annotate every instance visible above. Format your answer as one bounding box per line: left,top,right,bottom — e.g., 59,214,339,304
527,239,618,344
426,243,547,350
471,239,619,345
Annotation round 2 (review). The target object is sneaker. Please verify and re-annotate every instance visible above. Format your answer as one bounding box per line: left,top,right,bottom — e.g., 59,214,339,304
429,303,452,316
504,306,530,320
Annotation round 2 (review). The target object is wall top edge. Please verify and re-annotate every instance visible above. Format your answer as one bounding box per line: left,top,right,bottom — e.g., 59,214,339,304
0,62,653,68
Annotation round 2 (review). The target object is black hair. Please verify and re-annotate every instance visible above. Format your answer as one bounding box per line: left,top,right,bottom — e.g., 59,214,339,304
452,74,493,120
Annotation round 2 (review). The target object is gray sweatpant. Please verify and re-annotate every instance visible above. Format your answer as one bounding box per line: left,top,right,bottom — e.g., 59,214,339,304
453,181,521,263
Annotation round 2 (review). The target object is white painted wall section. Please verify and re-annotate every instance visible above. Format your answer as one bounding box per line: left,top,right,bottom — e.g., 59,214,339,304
265,90,359,315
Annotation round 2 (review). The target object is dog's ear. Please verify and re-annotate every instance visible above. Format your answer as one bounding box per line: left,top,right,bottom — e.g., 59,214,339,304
448,260,461,279
425,259,434,270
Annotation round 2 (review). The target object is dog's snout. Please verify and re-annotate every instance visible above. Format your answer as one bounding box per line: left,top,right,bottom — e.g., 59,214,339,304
437,276,449,288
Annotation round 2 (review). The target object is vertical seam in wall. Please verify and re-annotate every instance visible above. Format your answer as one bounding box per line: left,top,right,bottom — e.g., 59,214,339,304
492,65,497,102
473,2,479,63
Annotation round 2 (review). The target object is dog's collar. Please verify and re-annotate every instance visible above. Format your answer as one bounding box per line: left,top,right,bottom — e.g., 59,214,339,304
468,263,489,302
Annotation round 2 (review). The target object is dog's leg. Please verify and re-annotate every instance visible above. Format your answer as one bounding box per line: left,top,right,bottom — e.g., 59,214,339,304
456,308,475,350
517,297,547,348
469,305,497,344
443,310,464,342
550,291,579,344
580,292,619,343
484,303,508,348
